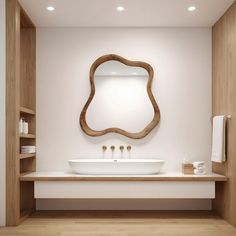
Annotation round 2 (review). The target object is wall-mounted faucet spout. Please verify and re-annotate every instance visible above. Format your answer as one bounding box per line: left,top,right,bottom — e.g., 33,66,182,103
119,146,124,158
111,145,115,158
127,145,132,158
102,145,107,158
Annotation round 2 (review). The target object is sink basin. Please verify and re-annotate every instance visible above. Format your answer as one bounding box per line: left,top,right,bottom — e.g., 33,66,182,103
68,159,165,175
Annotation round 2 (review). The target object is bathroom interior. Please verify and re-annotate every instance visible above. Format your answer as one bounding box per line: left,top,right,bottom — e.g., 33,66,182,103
0,0,236,235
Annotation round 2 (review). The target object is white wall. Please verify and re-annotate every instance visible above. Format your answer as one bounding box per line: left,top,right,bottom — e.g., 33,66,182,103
0,0,5,226
37,28,212,209
37,28,212,170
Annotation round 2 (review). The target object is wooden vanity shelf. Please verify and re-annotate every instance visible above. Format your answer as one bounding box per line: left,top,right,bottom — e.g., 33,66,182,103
20,172,227,200
20,172,227,182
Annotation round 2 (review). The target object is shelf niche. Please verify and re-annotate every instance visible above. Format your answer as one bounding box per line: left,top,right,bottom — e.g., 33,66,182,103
19,5,36,224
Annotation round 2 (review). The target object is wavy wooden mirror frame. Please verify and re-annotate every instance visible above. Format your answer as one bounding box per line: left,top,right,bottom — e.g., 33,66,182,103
80,54,160,139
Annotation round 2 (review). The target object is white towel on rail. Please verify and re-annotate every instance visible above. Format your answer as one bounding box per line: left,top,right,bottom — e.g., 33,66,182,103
211,116,226,163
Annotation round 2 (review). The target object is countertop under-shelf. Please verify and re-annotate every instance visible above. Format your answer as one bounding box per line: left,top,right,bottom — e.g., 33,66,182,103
20,171,227,182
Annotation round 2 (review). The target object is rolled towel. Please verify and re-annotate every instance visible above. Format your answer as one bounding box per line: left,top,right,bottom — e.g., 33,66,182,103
195,166,205,171
194,169,206,175
193,161,205,169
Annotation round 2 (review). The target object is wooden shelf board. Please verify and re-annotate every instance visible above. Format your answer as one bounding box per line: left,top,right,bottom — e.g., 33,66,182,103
20,134,36,139
20,106,35,115
19,153,36,159
20,172,227,182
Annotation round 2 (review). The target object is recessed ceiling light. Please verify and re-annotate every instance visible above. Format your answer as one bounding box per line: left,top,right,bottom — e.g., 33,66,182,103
47,6,55,11
188,6,196,12
117,6,125,12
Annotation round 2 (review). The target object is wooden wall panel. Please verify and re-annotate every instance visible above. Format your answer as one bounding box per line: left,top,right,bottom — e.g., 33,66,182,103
6,0,21,226
6,0,36,225
19,10,36,218
20,27,36,110
212,1,236,227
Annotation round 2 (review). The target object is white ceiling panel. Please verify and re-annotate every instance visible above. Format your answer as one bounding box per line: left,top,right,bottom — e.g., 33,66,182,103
19,0,235,27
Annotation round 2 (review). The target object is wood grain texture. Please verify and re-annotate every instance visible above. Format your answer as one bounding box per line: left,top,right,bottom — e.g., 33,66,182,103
20,134,36,138
19,6,36,223
0,211,236,236
212,1,236,227
20,157,36,174
6,0,36,225
19,153,36,159
6,0,21,226
20,6,35,28
20,106,35,115
20,27,36,110
19,171,227,182
80,54,160,139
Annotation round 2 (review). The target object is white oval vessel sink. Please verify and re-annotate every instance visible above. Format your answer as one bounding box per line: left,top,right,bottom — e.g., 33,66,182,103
68,159,164,175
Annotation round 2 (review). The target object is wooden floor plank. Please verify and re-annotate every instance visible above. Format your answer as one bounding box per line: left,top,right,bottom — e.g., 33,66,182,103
0,211,236,236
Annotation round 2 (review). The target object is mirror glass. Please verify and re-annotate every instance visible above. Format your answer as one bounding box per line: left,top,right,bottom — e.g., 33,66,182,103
86,60,155,133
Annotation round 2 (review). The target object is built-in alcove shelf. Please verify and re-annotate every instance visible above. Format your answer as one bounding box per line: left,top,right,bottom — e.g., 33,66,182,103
20,134,36,139
20,172,227,182
6,0,37,225
20,106,35,115
19,153,36,159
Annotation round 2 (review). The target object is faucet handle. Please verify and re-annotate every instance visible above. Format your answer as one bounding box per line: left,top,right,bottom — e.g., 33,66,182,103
102,145,107,152
111,145,115,151
127,145,132,151
119,145,124,152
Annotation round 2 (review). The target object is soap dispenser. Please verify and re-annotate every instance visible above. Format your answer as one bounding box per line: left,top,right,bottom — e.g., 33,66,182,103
23,119,29,134
19,117,24,134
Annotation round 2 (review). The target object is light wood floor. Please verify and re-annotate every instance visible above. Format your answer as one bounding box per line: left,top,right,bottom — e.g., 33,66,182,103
1,211,236,236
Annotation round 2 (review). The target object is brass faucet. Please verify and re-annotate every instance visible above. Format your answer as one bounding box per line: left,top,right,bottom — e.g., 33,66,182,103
111,145,115,158
127,145,131,158
102,145,107,152
102,145,107,158
119,145,124,158
127,145,131,151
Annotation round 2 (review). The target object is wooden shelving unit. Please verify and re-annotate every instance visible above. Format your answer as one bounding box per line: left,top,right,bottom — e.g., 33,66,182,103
6,0,36,226
19,153,36,160
20,134,36,139
20,106,36,115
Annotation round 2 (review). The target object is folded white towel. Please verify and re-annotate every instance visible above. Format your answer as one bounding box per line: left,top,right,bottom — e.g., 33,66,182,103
211,116,227,163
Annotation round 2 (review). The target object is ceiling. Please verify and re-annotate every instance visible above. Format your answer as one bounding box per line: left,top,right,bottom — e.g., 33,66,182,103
19,0,235,27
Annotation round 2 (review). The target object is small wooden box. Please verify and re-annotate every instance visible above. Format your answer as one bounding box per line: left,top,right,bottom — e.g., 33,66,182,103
182,163,194,174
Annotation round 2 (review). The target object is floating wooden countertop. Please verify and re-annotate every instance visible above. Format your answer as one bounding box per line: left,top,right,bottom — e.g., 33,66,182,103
20,172,227,182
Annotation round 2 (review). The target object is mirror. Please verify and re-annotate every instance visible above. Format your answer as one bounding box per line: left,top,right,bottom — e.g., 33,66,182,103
80,54,160,139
